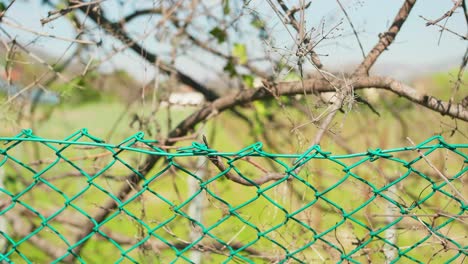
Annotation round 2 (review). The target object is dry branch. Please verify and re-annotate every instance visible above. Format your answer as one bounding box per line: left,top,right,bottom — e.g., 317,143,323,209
424,0,463,26
354,0,418,75
74,2,220,101
207,155,286,186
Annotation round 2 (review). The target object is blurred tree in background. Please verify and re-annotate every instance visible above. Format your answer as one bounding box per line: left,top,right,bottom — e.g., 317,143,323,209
0,0,466,262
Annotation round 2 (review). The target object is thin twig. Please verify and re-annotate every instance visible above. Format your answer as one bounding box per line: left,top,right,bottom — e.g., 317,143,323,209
420,15,467,40
406,137,466,204
336,0,366,58
424,0,463,26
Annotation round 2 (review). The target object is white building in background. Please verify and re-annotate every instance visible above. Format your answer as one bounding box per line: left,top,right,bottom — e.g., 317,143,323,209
167,92,204,106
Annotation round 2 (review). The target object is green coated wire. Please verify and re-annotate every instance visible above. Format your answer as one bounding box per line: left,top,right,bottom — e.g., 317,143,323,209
0,129,466,263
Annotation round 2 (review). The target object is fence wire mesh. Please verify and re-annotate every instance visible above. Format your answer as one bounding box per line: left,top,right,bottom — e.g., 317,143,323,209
0,129,466,263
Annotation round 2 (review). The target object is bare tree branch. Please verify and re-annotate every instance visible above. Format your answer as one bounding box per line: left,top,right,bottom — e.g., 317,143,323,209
354,0,418,75
424,0,463,26
336,0,366,58
276,0,323,69
73,1,220,101
420,16,467,40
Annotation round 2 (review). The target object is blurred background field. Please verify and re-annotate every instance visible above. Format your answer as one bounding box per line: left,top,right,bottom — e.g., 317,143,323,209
0,0,467,263
1,69,466,262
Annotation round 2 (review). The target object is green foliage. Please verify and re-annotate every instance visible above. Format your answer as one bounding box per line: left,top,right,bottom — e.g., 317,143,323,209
242,74,254,88
284,71,301,81
223,59,237,77
52,74,102,105
430,69,467,99
251,15,265,29
251,13,268,39
232,43,248,65
222,0,230,14
209,27,227,43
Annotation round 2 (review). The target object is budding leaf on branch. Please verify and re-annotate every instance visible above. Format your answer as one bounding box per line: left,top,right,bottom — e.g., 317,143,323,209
223,0,230,14
233,43,247,65
223,59,237,77
209,27,227,43
284,72,301,81
251,15,265,29
242,74,254,88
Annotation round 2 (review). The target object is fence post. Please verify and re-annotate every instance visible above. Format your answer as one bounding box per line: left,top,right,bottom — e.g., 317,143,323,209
188,144,206,263
383,184,398,263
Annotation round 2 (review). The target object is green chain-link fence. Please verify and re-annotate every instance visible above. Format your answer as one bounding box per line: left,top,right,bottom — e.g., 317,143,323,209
0,129,466,263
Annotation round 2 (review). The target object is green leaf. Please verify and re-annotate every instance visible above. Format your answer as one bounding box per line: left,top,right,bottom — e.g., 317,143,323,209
0,2,6,12
284,72,301,81
223,0,230,14
223,60,237,77
233,43,247,65
242,75,254,88
209,27,227,44
253,101,267,116
251,16,265,29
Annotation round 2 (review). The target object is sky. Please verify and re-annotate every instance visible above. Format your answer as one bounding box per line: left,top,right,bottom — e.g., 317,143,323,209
0,0,466,83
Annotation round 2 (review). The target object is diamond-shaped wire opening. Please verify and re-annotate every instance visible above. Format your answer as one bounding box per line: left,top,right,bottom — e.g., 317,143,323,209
422,249,468,264
0,139,58,166
348,194,405,239
86,159,146,196
320,219,375,261
259,178,315,214
110,148,151,175
78,229,129,264
31,161,92,200
221,195,287,235
204,215,258,247
410,189,464,218
120,189,177,231
131,235,180,263
26,226,70,256
294,155,346,185
175,234,242,263
97,210,147,244
45,207,93,244
382,216,434,260
63,184,116,214
198,190,232,228
431,216,467,250
0,159,37,197
395,232,457,263
344,238,390,262
4,241,47,263
381,170,435,209
240,235,287,262
120,232,184,264
5,199,45,229
347,157,410,189
204,177,259,209
319,174,375,215
227,155,288,182
286,238,341,263
434,176,466,208
287,197,345,236
262,218,317,256
147,214,192,247
16,180,67,214
409,146,467,178
143,160,205,208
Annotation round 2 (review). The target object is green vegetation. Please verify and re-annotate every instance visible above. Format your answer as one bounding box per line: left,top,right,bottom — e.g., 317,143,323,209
0,70,466,263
